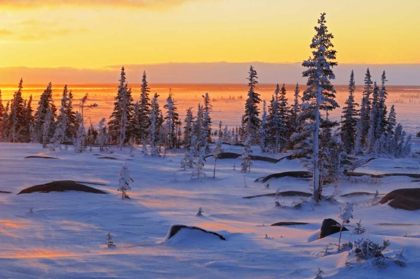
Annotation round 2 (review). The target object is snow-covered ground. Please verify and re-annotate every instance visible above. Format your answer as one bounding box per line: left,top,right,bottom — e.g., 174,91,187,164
0,143,420,278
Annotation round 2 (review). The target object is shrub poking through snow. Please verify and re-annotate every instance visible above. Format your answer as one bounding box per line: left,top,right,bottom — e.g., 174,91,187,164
346,238,406,267
354,219,365,235
117,163,133,199
315,268,325,279
106,232,116,248
338,202,353,251
196,207,203,216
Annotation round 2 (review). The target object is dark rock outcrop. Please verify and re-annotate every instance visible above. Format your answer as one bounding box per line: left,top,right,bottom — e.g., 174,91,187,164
318,218,348,239
25,155,58,160
271,222,308,226
204,152,280,163
165,225,226,241
255,171,312,183
0,190,11,194
243,191,311,199
380,188,420,210
17,181,107,195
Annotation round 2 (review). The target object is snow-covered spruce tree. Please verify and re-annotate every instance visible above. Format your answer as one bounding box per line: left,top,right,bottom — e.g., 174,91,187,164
2,102,10,141
386,105,396,136
180,144,194,170
117,163,133,199
138,71,151,142
340,71,359,154
293,13,338,203
218,120,223,139
367,83,380,153
192,146,206,179
376,71,388,139
66,90,77,141
278,83,291,150
34,82,57,145
319,115,343,185
354,119,363,155
50,85,71,150
242,66,261,143
359,68,373,148
259,100,269,152
239,137,253,173
130,101,142,143
164,92,180,149
98,118,108,151
183,107,194,148
194,104,206,151
267,85,281,153
23,94,34,142
288,83,301,141
108,67,134,147
212,137,224,178
149,93,161,157
8,79,26,142
202,93,212,144
73,112,86,153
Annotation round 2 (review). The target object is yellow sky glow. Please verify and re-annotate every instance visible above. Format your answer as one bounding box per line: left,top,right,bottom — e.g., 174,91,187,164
0,0,419,69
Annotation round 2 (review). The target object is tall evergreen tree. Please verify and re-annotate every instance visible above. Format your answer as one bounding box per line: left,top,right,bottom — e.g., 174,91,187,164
386,105,396,136
34,82,56,144
267,85,281,153
108,67,134,147
149,93,162,157
164,92,180,149
376,71,388,138
293,13,338,202
183,107,194,147
368,82,380,153
242,66,261,143
9,79,26,142
202,93,212,143
278,83,290,150
259,100,269,152
340,71,359,153
2,102,10,141
138,71,151,141
359,68,373,148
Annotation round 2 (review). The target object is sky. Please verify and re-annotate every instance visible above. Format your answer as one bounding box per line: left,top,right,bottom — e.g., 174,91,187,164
0,0,419,84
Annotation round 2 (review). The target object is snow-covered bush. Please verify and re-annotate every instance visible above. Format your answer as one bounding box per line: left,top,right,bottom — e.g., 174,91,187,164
212,138,224,178
240,137,252,173
117,163,133,199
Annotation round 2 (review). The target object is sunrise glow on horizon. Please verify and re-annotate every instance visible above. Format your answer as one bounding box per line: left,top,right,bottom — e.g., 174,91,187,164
0,0,419,71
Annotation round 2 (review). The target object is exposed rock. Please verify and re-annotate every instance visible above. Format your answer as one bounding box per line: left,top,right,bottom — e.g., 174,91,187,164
204,152,280,163
17,180,107,195
243,191,311,199
25,155,59,160
255,171,312,183
0,190,12,194
341,192,383,197
271,222,308,226
344,170,420,179
380,188,420,210
318,218,348,239
97,156,118,160
165,225,226,241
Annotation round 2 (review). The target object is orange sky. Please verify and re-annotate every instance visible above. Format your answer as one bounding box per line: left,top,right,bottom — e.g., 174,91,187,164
0,0,419,84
